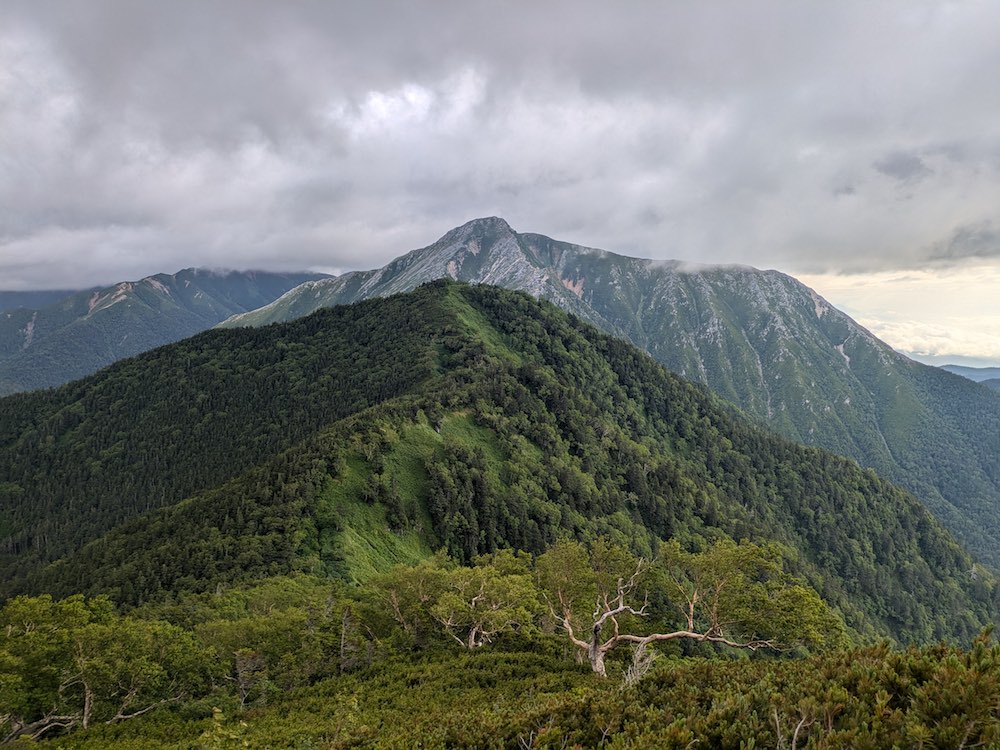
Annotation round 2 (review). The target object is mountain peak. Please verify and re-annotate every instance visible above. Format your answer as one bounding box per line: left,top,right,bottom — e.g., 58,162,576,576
456,215,515,232
437,216,517,245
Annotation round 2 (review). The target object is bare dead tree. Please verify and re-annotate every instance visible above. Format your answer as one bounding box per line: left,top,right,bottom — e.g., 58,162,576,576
3,713,80,745
547,558,650,676
542,540,790,677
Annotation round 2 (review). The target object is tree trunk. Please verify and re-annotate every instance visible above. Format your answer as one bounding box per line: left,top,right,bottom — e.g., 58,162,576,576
588,619,608,676
588,641,607,676
82,684,94,730
3,716,79,744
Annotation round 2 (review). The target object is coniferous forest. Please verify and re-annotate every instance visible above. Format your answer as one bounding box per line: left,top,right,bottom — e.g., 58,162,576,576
1,282,998,746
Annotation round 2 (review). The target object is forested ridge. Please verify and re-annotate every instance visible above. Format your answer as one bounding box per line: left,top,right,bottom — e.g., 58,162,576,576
1,281,999,745
0,290,450,579
1,282,993,642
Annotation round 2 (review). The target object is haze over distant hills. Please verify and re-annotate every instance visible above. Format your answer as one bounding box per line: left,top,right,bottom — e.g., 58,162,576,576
0,290,89,312
222,217,1000,567
942,364,1000,383
0,268,328,395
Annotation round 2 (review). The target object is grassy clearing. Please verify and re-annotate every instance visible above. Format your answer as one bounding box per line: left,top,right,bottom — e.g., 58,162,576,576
314,412,510,582
439,288,522,365
317,454,429,583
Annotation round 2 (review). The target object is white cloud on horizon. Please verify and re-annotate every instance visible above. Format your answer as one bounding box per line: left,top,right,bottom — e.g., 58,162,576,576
800,264,1000,367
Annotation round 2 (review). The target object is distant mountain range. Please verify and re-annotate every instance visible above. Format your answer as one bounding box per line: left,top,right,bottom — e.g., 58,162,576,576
0,269,328,394
942,364,1000,383
220,217,1000,567
4,218,998,566
0,289,89,311
941,365,1000,393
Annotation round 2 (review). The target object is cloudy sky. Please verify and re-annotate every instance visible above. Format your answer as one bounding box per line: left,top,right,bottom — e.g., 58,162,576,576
2,1,999,365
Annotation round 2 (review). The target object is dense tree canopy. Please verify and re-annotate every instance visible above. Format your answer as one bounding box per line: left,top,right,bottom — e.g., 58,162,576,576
0,282,997,746
0,595,212,743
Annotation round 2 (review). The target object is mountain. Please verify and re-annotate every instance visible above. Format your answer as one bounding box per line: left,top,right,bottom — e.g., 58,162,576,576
942,364,1000,383
0,268,329,395
941,366,1000,393
220,218,1000,568
0,282,994,643
221,217,600,329
0,289,88,311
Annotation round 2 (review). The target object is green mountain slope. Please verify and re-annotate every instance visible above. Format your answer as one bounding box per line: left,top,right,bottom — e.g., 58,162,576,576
0,290,450,579
2,282,993,642
0,269,328,395
220,218,1000,567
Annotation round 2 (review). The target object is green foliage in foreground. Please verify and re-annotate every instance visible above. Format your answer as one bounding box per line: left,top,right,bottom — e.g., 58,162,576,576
26,632,1000,749
1,556,997,748
0,595,213,743
257,637,999,750
0,537,842,745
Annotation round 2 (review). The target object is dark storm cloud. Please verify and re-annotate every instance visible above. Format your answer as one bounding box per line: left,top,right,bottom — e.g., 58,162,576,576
3,0,1000,288
873,151,933,184
931,221,1000,262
